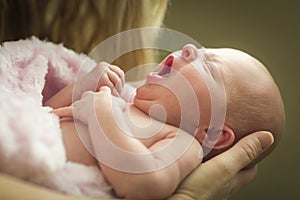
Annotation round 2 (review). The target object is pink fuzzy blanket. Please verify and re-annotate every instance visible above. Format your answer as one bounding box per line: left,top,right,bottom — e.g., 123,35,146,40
0,37,113,197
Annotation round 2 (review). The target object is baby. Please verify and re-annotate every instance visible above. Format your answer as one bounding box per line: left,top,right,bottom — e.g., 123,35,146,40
48,44,285,199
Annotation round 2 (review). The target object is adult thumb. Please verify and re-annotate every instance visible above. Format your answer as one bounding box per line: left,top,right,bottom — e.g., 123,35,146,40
223,131,274,173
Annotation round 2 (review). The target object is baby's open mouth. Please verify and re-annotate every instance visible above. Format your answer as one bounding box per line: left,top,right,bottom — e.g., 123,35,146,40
150,55,174,78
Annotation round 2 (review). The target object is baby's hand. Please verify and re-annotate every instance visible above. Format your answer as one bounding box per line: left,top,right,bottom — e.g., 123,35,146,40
74,62,124,101
52,87,114,124
94,62,124,95
74,86,113,125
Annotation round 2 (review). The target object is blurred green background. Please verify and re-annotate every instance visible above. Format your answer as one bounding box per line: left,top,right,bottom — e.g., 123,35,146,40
165,0,299,199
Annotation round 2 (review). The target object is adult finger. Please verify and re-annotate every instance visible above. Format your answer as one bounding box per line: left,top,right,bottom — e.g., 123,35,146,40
214,131,274,178
167,131,274,200
229,165,258,196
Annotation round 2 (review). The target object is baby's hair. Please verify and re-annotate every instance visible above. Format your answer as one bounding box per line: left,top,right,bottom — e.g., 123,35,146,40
223,51,285,159
226,78,284,141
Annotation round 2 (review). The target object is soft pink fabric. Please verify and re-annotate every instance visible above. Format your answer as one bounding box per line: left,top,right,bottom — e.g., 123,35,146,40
0,37,113,198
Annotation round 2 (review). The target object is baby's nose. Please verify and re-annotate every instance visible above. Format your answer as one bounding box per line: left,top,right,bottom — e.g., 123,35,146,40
182,44,198,62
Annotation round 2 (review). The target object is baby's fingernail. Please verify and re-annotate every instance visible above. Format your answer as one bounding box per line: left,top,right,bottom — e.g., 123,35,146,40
257,131,274,150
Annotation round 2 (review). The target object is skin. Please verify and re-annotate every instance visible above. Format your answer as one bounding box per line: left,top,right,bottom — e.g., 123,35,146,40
56,86,203,199
50,44,281,199
0,130,275,200
134,44,276,157
51,60,202,199
134,46,212,134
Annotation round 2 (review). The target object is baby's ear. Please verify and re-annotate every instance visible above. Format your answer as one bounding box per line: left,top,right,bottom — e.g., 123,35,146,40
196,125,235,150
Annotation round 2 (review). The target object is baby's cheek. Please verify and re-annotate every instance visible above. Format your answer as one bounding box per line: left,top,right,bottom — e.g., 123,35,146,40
135,86,153,100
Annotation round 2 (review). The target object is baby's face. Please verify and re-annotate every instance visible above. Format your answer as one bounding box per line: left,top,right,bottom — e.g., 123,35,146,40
134,44,212,134
134,44,266,136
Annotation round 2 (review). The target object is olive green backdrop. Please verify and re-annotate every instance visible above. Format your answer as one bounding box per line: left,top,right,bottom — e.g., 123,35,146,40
165,0,299,199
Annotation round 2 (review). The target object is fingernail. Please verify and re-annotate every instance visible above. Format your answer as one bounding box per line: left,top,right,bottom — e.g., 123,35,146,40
257,131,274,150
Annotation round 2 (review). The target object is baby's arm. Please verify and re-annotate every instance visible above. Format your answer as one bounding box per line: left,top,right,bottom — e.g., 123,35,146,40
44,62,124,109
44,83,74,109
100,134,202,200
100,139,201,199
71,87,202,199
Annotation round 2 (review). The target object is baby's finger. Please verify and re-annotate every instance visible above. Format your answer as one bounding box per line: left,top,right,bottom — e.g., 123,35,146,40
100,85,117,98
111,87,121,97
108,70,123,95
109,65,125,87
107,70,121,85
109,64,124,80
52,107,73,118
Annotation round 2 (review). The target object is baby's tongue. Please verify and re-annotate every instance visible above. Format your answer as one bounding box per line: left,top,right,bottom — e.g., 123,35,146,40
165,55,174,67
158,55,174,76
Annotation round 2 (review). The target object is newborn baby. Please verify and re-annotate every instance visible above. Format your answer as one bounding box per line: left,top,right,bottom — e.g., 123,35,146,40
48,44,285,199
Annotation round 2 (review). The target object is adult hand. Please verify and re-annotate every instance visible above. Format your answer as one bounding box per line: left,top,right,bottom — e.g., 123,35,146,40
167,131,274,200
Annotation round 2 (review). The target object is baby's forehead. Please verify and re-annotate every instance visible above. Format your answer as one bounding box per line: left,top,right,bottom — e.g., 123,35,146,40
203,48,265,74
203,48,248,62
202,49,269,92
